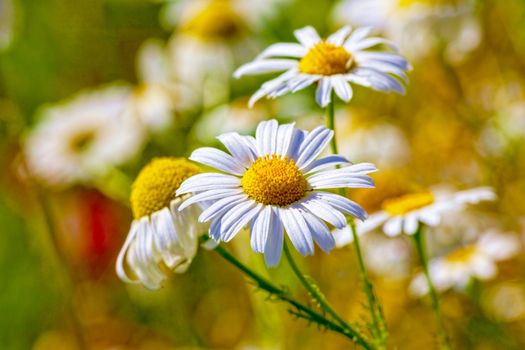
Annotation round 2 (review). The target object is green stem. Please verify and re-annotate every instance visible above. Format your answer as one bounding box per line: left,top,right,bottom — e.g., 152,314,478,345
350,222,387,346
326,98,387,346
212,243,372,349
282,241,352,331
412,223,452,350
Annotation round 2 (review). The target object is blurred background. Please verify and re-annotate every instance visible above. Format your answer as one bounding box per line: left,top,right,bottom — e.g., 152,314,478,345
1,0,525,348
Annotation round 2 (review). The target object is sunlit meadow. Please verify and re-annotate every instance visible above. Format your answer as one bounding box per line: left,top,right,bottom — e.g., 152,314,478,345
1,0,525,349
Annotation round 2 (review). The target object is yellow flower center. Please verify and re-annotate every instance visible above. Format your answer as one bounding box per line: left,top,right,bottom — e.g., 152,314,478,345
299,42,354,76
382,192,435,216
398,0,459,7
182,1,245,41
241,155,308,206
68,130,96,153
445,245,476,263
130,157,200,219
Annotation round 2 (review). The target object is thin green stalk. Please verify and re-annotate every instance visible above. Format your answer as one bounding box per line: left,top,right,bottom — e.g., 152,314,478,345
326,98,387,346
282,242,352,331
412,223,452,350
350,222,387,346
212,243,372,349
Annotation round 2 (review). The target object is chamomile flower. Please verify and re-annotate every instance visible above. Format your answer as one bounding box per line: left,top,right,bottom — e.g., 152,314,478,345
234,25,409,107
337,187,495,242
24,85,145,187
116,157,206,290
177,119,377,266
410,231,521,296
332,0,481,63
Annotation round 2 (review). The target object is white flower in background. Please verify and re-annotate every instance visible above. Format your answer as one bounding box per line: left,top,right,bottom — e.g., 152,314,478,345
126,39,196,132
234,25,409,108
0,0,15,50
166,0,284,102
337,187,496,240
191,97,274,143
24,85,144,187
410,231,521,296
116,158,208,290
177,119,376,266
332,0,481,63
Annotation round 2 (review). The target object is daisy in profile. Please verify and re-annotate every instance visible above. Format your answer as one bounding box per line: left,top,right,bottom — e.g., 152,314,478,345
410,231,521,296
234,25,409,107
346,186,496,238
116,157,207,290
24,85,145,187
177,119,376,266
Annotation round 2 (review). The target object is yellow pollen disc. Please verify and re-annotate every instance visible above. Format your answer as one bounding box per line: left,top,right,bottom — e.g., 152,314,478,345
68,130,96,153
130,157,200,219
398,0,460,7
182,1,245,40
299,42,353,76
445,245,476,263
382,192,435,216
241,155,308,206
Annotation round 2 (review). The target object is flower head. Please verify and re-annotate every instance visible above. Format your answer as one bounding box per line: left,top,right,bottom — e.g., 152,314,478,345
116,157,206,289
234,25,409,107
24,86,144,187
410,231,521,296
177,119,377,266
336,186,496,244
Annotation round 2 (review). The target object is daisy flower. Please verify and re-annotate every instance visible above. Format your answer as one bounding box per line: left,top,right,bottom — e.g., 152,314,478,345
336,186,496,243
410,231,521,296
24,85,145,187
332,0,481,63
176,119,377,266
233,25,409,107
116,157,207,290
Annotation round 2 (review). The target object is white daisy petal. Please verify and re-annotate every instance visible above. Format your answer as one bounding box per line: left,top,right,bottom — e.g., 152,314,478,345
198,194,248,223
356,211,389,235
349,68,405,94
217,132,258,166
256,119,279,156
300,196,347,229
315,77,333,107
279,206,315,256
294,26,322,48
250,206,272,253
190,147,246,175
264,208,284,267
347,37,399,52
221,201,262,242
116,221,141,284
343,26,373,48
327,25,352,46
288,74,322,93
234,59,298,78
354,51,410,70
275,122,296,156
177,173,241,195
296,126,333,169
314,192,367,221
331,76,354,102
303,211,335,252
403,214,419,235
303,155,349,174
308,170,375,189
257,43,308,59
383,216,403,237
178,188,243,211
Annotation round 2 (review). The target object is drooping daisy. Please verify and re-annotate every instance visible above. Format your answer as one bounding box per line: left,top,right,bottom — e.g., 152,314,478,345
116,157,207,290
337,187,496,243
410,231,521,296
24,85,145,187
332,0,481,63
234,25,409,107
176,119,377,266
